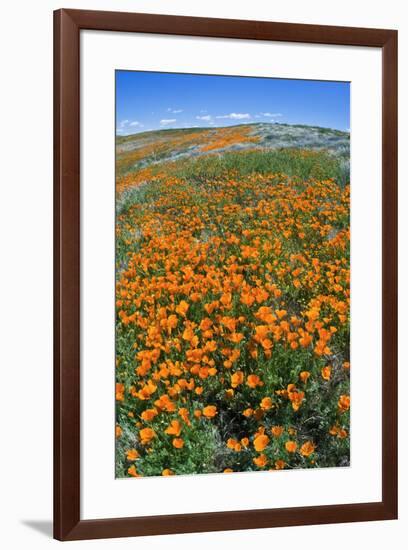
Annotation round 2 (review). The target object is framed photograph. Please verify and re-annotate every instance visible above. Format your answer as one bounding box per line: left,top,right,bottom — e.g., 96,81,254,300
54,9,397,541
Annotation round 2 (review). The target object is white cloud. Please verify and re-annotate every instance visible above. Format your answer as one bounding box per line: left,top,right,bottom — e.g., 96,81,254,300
160,118,177,125
117,120,144,133
167,108,183,113
196,115,212,121
215,113,251,120
260,112,283,118
116,128,133,136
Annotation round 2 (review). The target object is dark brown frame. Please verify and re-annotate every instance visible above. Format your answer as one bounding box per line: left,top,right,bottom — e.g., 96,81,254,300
54,8,398,541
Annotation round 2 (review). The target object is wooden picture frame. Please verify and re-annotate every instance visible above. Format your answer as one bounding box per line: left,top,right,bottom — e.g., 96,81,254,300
54,8,398,541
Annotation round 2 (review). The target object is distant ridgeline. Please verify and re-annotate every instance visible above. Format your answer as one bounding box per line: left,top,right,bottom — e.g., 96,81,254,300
116,122,350,189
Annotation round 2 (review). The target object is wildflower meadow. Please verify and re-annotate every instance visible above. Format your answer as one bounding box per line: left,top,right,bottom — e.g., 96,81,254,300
114,120,350,478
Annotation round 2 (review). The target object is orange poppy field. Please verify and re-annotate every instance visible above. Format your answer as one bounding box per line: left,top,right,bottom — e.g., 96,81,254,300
115,123,350,478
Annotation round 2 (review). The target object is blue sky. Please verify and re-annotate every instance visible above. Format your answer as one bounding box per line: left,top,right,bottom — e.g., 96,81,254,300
116,71,350,135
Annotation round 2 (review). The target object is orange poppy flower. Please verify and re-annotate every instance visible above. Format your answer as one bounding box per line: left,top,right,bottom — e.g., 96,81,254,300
165,419,182,437
175,300,189,317
288,390,304,411
300,441,316,457
115,383,125,401
199,317,213,331
167,314,178,330
203,405,217,418
126,449,139,461
274,460,286,470
139,427,156,445
172,437,184,449
231,371,244,388
271,426,284,438
253,434,270,452
253,454,268,468
246,374,263,388
285,441,298,453
128,465,141,477
227,438,238,449
141,408,158,422
260,397,273,410
299,371,310,383
338,394,350,412
321,366,332,381
178,407,191,425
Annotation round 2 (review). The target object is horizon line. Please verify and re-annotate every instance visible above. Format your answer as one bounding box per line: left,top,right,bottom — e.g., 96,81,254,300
116,121,350,139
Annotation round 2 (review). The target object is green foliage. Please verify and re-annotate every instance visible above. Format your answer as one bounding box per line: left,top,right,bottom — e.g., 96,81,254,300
172,148,348,186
